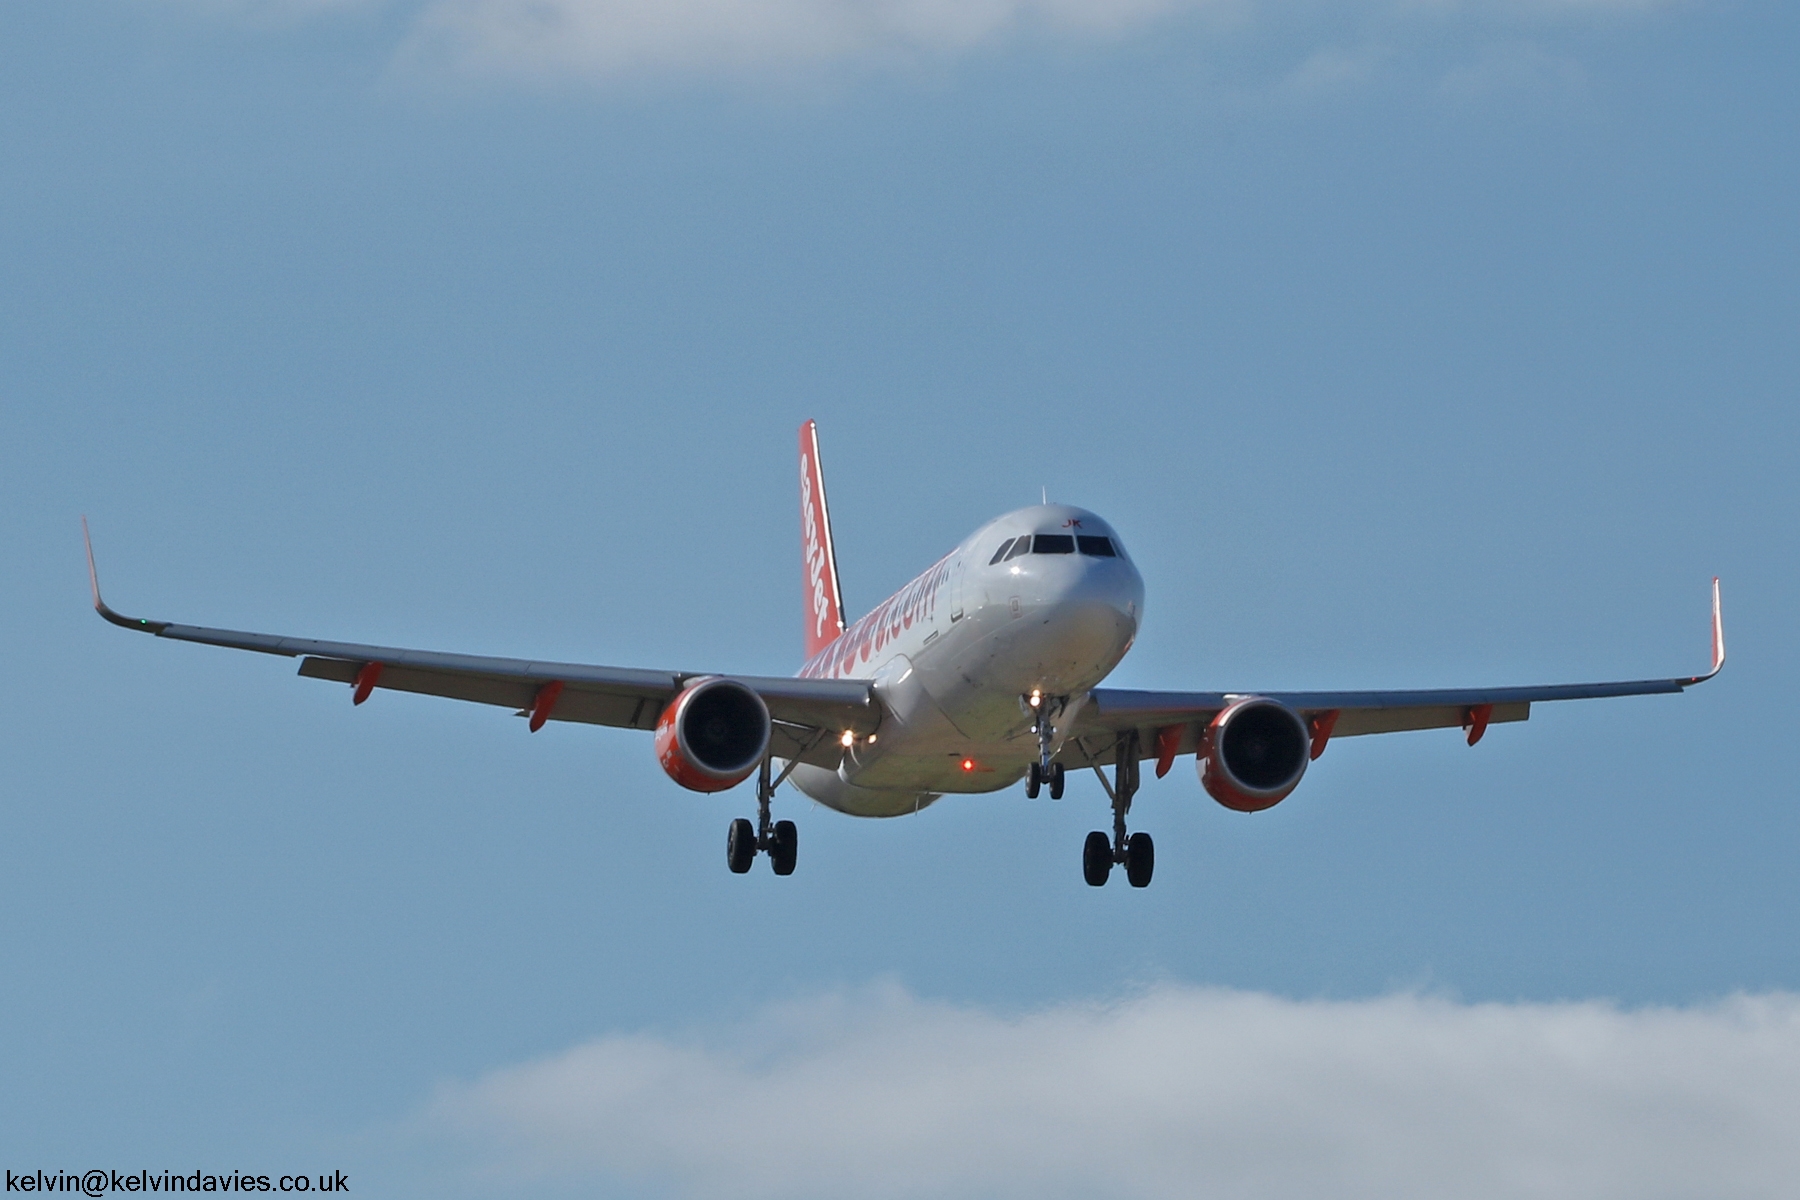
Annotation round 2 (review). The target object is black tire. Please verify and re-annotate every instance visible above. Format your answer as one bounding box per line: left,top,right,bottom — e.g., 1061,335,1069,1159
1125,832,1155,888
726,818,756,874
770,819,798,876
1083,831,1112,887
1025,762,1042,799
1049,763,1065,800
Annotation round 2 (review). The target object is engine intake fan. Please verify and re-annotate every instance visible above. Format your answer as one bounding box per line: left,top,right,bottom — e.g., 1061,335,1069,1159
1200,697,1310,812
655,678,771,793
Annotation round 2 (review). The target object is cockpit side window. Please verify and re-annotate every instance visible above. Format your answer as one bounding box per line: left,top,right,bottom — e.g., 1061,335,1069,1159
1077,535,1116,557
989,538,1015,565
1003,537,1031,562
1033,534,1076,554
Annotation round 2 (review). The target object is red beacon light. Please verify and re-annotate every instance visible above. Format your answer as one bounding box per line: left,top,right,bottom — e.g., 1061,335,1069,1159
961,758,975,772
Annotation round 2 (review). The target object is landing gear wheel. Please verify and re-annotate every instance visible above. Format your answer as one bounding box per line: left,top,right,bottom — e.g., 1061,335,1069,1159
726,818,756,874
1125,831,1154,888
769,819,798,876
1049,763,1065,800
1083,831,1112,887
1026,762,1042,799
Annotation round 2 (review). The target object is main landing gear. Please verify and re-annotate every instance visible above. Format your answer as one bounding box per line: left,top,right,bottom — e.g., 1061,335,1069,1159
728,757,798,876
1083,729,1153,888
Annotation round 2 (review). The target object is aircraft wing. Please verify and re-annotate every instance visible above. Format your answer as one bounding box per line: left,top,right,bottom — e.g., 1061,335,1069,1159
83,523,872,768
1062,580,1724,770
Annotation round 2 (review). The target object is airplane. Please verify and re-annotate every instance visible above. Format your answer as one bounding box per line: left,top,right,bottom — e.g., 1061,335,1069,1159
84,420,1724,888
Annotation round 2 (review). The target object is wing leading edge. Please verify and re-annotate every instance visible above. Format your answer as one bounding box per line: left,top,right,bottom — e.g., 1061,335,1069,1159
82,520,873,767
1067,579,1724,767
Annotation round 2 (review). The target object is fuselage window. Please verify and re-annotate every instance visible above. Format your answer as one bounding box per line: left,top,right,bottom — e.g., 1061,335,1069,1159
1003,538,1031,562
1077,535,1116,557
989,538,1016,565
1033,534,1076,555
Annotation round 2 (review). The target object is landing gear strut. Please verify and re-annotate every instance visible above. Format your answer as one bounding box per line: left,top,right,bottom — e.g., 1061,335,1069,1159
1084,729,1153,888
1023,693,1067,800
726,755,800,876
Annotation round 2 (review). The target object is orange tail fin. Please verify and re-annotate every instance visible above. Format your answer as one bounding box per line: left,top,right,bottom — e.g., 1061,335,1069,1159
798,420,846,659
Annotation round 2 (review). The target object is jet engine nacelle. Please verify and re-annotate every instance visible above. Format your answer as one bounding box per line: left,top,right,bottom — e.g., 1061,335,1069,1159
1200,697,1310,812
655,678,771,793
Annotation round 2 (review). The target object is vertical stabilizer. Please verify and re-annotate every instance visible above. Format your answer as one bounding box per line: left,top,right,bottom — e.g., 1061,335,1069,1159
798,420,847,660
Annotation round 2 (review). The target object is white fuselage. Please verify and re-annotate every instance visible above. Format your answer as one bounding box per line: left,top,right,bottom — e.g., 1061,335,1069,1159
789,504,1145,817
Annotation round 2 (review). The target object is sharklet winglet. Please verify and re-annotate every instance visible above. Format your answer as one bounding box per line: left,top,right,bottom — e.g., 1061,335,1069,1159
1684,576,1725,687
82,517,168,634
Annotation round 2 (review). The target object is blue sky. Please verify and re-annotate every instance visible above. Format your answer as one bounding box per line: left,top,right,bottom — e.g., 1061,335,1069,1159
2,1,1797,1196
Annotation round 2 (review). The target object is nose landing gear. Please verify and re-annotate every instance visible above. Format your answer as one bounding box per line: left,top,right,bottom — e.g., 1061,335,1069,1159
1025,761,1066,800
1083,729,1153,888
726,755,801,876
1023,693,1069,800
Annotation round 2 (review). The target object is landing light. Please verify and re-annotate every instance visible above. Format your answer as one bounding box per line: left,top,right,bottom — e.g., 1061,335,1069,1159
1029,690,1041,708
840,730,855,747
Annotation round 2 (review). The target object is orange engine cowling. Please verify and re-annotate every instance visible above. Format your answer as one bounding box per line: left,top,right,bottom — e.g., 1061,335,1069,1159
655,678,772,793
1200,697,1310,812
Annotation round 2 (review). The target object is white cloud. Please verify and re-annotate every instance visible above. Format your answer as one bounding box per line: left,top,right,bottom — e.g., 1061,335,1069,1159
172,0,1688,80
149,0,1695,82
390,0,1690,79
429,982,1800,1199
396,0,1201,79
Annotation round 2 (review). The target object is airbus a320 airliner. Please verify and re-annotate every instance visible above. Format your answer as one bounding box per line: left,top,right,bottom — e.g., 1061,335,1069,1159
86,421,1723,887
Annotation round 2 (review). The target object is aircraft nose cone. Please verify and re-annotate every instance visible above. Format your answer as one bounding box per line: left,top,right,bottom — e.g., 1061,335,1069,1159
1055,555,1143,638
981,526,1144,691
1055,598,1138,663
1020,551,1143,677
